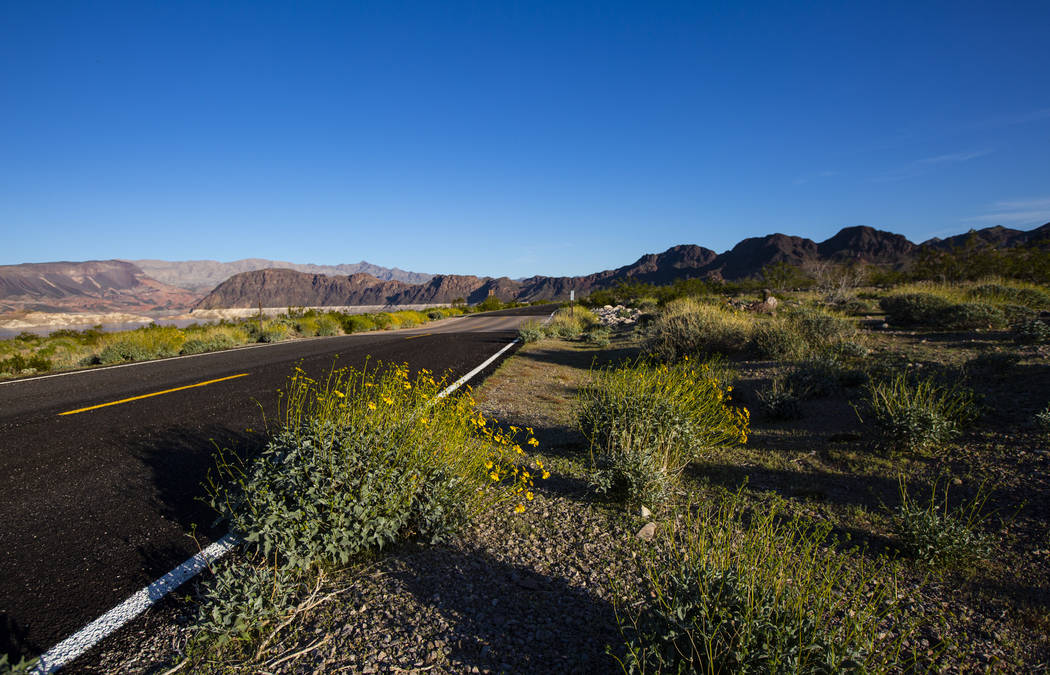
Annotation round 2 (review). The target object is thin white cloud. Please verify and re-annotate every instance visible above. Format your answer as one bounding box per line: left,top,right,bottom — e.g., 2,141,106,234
872,149,993,182
967,197,1050,225
915,150,992,165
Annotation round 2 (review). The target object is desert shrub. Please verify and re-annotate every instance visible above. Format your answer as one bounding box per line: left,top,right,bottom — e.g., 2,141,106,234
427,310,444,320
968,283,1050,309
756,379,802,420
547,307,595,338
863,374,976,455
645,299,754,361
314,314,340,336
341,314,378,334
997,303,1038,324
197,363,542,645
518,320,546,343
293,316,318,336
619,490,908,673
180,335,237,355
576,360,748,507
892,477,993,569
390,310,427,328
1036,405,1050,435
941,302,1008,329
371,313,394,330
880,293,1007,329
965,350,1021,376
95,340,152,364
750,318,808,359
255,320,291,343
784,305,857,348
1013,318,1050,344
0,353,52,375
49,326,106,345
582,326,612,348
92,324,187,363
880,293,952,326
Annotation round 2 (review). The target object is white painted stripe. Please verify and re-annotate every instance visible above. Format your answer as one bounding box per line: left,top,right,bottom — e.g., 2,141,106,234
435,337,520,399
30,534,240,674
30,325,532,672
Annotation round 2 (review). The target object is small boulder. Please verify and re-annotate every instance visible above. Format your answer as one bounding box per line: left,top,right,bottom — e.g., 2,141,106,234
636,522,656,542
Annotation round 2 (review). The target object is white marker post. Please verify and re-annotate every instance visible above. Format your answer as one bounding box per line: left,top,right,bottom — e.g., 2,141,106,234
570,289,575,318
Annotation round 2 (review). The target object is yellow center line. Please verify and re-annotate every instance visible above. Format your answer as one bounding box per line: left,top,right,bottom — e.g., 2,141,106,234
404,333,432,340
58,373,250,416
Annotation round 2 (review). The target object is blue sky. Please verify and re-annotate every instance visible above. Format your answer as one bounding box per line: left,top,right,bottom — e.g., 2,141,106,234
2,1,1049,277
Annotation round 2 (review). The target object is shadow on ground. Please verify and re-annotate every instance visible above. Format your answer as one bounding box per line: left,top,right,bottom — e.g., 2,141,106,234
389,545,625,674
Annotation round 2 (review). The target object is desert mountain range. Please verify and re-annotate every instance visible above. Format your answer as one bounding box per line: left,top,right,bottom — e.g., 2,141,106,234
131,258,433,294
195,223,1050,308
3,223,1048,315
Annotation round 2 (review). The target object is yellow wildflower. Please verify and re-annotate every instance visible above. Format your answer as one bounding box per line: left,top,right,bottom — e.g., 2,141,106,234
525,491,534,501
367,401,377,410
514,504,525,514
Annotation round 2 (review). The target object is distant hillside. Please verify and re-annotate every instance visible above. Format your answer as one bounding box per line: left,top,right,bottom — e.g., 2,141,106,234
194,223,1050,309
131,258,433,294
0,260,200,314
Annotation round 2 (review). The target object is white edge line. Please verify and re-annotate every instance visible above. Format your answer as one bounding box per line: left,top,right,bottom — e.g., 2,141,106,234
29,534,240,675
30,325,532,673
436,337,520,399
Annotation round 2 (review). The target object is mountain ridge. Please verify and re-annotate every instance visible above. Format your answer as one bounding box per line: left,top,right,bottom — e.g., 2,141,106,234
195,222,1050,309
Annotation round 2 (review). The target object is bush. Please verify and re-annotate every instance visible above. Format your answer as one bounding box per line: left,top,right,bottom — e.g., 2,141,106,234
1036,405,1050,435
750,319,808,359
968,283,1050,309
341,314,378,334
256,321,291,343
1014,318,1050,344
576,360,748,507
197,363,542,644
546,307,595,338
582,326,612,348
620,490,908,673
181,334,236,355
645,299,754,361
783,305,857,348
314,315,340,336
0,353,52,374
518,320,546,343
784,357,867,398
892,477,992,569
756,379,802,420
863,374,976,455
880,293,1007,329
293,316,319,336
95,340,153,364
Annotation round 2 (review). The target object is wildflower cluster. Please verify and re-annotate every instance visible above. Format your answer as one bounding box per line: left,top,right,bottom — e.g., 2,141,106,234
576,358,749,507
197,361,544,645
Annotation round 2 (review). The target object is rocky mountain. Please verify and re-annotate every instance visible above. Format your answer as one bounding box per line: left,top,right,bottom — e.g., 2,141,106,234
0,261,200,314
194,223,1050,309
130,258,433,294
921,223,1050,251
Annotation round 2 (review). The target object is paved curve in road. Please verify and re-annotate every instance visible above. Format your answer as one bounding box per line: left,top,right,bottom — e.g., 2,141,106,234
0,306,553,663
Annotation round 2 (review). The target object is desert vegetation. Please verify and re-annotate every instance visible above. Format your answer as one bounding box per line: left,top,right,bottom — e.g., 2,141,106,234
59,275,1050,672
0,300,532,379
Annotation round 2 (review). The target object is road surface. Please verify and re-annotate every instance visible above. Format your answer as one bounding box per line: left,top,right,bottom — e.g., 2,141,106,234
0,306,552,664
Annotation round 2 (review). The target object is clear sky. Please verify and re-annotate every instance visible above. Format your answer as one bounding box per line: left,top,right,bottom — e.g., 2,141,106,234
2,1,1049,278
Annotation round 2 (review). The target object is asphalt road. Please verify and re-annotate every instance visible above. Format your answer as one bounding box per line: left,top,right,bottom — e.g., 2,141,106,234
0,306,553,663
